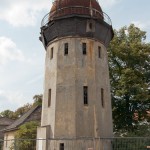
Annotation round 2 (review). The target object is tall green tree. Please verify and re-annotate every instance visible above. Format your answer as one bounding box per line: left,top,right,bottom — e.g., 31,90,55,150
0,110,14,119
33,94,43,106
0,94,42,119
12,121,39,150
108,24,150,135
0,105,32,119
13,103,32,119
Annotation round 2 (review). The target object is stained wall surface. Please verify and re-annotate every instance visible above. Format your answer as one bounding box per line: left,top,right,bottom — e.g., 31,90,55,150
40,37,113,139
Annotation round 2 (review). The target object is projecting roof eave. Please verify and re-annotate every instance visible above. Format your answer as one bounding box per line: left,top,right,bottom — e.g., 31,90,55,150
1,127,18,133
2,105,40,133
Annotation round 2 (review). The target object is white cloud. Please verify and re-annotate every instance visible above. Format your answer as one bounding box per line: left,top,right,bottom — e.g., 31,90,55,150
131,21,150,30
99,0,121,8
0,37,25,64
0,0,51,27
26,74,44,85
0,90,27,111
0,0,120,26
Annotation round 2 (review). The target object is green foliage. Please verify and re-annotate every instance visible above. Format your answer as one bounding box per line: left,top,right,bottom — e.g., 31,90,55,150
108,24,150,136
0,140,3,150
0,109,14,119
13,103,32,119
16,121,39,139
126,124,150,137
112,138,150,150
0,104,32,119
14,121,39,150
0,94,42,119
33,94,43,106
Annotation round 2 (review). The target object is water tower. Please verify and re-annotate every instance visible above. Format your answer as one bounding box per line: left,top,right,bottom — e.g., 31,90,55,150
37,0,113,149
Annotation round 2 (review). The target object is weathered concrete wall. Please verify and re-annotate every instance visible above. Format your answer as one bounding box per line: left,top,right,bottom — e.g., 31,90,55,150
39,37,113,140
55,38,76,138
37,126,49,150
41,42,58,138
46,138,112,150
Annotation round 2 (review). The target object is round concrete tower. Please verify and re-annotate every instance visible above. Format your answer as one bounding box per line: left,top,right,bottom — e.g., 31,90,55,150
37,0,113,149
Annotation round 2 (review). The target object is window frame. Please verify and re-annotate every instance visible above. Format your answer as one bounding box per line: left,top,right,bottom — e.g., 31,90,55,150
83,86,88,105
48,89,51,107
50,47,53,59
64,43,68,55
101,88,104,108
98,46,101,58
82,43,87,55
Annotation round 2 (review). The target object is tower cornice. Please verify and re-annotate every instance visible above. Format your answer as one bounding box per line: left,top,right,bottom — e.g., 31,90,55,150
40,15,113,49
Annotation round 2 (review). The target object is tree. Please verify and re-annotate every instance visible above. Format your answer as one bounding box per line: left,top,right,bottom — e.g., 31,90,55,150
0,110,14,119
13,103,32,119
33,94,43,106
13,121,39,150
0,104,32,119
108,24,150,135
0,94,42,120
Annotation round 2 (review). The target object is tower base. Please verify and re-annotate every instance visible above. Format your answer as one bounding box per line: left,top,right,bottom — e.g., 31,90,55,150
36,132,112,150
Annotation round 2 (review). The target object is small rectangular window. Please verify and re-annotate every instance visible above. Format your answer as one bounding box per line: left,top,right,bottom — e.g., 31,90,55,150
64,43,68,55
98,46,101,58
82,43,86,55
60,143,64,150
50,47,53,59
48,89,51,107
83,86,88,105
101,88,104,107
6,135,8,147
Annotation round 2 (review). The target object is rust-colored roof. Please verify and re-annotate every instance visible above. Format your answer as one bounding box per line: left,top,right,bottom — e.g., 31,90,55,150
51,0,102,12
50,0,103,19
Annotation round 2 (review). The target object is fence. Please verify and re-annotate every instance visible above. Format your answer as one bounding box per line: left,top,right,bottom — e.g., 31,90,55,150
41,6,112,27
103,137,150,150
0,137,150,150
0,140,3,150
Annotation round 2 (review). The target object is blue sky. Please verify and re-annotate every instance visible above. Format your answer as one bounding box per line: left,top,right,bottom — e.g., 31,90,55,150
0,0,150,112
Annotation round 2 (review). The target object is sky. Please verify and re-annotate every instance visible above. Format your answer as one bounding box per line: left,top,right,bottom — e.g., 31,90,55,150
0,0,150,112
